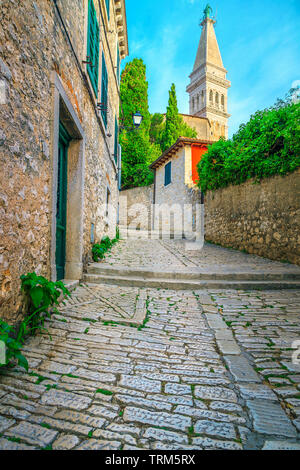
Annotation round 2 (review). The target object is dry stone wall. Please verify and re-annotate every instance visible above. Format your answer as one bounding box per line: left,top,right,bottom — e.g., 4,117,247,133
205,169,300,265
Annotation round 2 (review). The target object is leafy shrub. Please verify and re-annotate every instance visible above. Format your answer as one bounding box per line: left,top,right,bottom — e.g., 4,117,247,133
197,93,300,193
92,234,119,262
0,320,28,371
20,273,70,337
1,274,71,372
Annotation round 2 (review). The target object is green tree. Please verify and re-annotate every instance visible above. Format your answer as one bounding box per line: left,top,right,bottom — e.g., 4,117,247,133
119,58,159,189
160,84,197,152
150,113,165,146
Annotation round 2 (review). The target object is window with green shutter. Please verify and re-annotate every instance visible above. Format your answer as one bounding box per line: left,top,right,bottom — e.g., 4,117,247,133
87,0,100,97
101,52,108,127
114,117,119,164
105,0,110,20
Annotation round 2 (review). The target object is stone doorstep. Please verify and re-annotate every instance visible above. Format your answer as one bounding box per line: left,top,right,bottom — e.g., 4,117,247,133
82,273,300,291
87,263,300,281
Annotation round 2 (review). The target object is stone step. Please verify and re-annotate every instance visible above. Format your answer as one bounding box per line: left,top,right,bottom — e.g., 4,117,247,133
87,263,300,281
83,273,300,290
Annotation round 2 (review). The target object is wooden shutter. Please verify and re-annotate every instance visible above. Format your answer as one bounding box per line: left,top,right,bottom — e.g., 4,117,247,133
101,52,108,127
116,43,120,84
105,0,110,20
87,0,100,97
164,162,172,186
114,117,119,164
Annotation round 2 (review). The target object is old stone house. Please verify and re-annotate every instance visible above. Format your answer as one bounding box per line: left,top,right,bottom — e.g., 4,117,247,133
150,137,211,238
0,0,128,323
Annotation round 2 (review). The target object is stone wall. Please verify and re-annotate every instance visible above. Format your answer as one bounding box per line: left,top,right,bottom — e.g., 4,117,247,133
0,0,126,323
205,169,300,265
180,114,211,141
120,185,154,231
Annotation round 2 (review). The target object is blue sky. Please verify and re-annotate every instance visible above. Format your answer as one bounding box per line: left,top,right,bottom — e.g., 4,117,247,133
122,0,300,136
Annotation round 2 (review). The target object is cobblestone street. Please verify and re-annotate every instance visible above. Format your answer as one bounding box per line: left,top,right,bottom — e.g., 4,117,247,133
105,239,300,274
0,241,300,450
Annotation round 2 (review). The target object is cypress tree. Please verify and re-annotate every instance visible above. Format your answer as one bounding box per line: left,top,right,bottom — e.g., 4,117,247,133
119,59,160,189
161,84,197,152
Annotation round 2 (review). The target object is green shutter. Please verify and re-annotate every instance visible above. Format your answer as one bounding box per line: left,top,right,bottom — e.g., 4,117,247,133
105,0,110,20
114,117,119,164
101,52,108,127
116,43,120,84
165,162,172,186
87,0,100,97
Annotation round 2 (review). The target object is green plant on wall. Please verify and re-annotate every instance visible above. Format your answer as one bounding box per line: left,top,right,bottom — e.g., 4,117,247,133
197,91,300,193
0,320,28,372
20,273,70,338
1,274,71,373
92,235,118,262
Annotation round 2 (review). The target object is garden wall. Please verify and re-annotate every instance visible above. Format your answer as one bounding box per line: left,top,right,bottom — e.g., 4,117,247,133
205,169,300,265
119,185,154,231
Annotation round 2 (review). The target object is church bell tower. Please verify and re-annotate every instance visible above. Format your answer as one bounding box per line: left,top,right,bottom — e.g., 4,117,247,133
186,4,231,140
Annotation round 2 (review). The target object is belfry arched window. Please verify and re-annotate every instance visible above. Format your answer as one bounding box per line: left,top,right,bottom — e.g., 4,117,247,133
221,94,225,109
201,90,204,105
215,92,219,107
209,90,213,103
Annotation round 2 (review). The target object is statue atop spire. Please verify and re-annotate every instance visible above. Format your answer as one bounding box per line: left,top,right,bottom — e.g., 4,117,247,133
203,4,213,20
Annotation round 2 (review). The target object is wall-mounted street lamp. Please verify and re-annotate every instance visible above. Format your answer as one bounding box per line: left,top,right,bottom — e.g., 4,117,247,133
115,112,143,190
132,111,143,129
120,112,143,132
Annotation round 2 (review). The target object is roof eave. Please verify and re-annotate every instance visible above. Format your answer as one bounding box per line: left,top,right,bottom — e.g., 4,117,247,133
149,137,213,170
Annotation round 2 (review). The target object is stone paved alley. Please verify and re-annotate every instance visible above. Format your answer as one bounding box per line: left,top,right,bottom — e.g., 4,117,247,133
0,240,300,450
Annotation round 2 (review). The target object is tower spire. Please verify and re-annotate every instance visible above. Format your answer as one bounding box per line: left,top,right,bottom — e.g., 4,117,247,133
186,5,231,140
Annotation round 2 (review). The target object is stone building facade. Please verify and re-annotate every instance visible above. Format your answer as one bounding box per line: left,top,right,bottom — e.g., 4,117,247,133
186,8,231,139
150,138,208,238
0,0,128,323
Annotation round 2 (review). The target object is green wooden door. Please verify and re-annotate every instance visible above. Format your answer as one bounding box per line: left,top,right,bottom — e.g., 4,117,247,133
56,123,70,281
